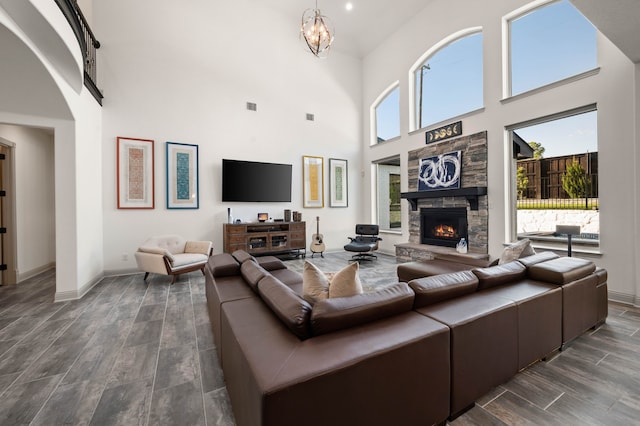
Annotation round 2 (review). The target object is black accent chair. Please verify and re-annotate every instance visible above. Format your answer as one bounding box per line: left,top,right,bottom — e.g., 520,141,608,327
344,224,382,262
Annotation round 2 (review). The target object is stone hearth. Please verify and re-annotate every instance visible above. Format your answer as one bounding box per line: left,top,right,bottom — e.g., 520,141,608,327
396,131,488,262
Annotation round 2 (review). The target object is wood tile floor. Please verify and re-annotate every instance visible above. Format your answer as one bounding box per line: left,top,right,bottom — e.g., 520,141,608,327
0,252,638,425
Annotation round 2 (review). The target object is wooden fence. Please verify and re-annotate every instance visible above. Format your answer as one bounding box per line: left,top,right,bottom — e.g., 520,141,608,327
517,152,598,201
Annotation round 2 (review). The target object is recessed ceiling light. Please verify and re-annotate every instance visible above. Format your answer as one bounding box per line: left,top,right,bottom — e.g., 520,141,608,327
346,3,353,11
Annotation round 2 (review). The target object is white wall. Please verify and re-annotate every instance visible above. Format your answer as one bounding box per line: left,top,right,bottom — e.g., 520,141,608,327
362,0,639,302
0,124,55,278
0,2,104,299
74,90,104,288
634,63,640,305
94,0,363,271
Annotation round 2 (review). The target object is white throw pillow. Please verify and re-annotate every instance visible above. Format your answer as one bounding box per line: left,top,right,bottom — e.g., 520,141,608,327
498,238,534,264
302,261,329,303
302,261,364,302
328,262,363,299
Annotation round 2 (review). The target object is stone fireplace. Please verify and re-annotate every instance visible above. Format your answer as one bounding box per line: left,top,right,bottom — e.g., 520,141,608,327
396,131,489,262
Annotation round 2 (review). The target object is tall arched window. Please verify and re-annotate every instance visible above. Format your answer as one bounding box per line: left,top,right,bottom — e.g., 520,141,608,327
371,82,400,144
507,0,596,96
412,30,483,130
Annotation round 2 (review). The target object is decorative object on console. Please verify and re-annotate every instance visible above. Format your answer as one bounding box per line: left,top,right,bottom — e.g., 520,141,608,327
310,216,325,257
166,142,199,209
418,150,461,191
456,238,468,254
303,155,324,208
116,137,154,209
426,121,462,144
257,213,268,222
329,158,348,207
300,0,334,58
284,209,291,222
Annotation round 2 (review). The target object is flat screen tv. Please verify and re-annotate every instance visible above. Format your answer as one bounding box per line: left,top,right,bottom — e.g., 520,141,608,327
222,159,292,202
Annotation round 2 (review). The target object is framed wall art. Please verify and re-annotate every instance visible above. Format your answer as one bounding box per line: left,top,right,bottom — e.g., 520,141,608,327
418,150,462,191
166,142,199,209
329,158,348,207
117,136,155,209
302,155,324,208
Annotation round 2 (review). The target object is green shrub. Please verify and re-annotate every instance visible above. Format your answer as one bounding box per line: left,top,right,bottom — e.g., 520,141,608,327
562,160,589,198
516,166,528,200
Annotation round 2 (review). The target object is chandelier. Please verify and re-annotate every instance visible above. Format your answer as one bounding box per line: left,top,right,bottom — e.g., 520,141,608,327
300,1,335,58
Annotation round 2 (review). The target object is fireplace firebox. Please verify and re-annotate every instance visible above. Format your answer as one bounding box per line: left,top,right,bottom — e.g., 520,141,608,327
420,208,468,248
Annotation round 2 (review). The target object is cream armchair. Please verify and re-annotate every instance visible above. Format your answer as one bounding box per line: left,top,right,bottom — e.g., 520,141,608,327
134,234,212,284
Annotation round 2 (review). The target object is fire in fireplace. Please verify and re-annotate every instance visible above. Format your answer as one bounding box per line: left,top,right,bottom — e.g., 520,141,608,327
434,224,457,239
420,207,468,248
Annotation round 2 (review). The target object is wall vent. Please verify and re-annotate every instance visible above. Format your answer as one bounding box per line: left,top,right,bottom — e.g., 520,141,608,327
246,102,257,111
306,113,315,121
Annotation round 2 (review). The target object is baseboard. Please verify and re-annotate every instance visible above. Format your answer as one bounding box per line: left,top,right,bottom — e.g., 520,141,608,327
608,290,639,308
103,267,141,277
54,271,104,302
18,262,55,282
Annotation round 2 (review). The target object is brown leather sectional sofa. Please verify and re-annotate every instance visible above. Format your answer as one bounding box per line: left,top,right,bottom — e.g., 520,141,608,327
205,249,607,425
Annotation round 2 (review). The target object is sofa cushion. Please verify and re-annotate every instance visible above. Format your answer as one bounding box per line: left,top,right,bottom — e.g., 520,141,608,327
257,275,312,340
141,234,187,255
310,283,414,336
138,246,175,263
271,268,304,288
241,260,268,292
473,261,527,290
184,240,212,255
432,253,492,267
498,239,535,264
171,253,208,267
208,253,240,277
527,257,596,285
397,259,481,282
409,271,479,308
257,256,287,271
232,250,255,264
328,262,363,298
594,267,608,285
517,251,559,268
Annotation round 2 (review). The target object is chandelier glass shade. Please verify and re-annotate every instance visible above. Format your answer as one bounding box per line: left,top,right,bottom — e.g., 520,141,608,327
301,2,334,58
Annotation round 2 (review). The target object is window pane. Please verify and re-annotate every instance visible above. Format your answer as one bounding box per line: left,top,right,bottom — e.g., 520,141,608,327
515,111,599,247
415,32,483,128
510,0,596,95
376,162,401,230
375,87,400,142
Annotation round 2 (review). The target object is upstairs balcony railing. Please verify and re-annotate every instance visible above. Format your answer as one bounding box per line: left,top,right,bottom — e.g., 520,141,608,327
55,0,103,105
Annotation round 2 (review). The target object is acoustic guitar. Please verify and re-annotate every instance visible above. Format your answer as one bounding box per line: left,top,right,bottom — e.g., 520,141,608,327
310,216,325,258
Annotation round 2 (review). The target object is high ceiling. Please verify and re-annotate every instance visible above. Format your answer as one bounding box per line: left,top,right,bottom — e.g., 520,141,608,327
262,0,434,57
260,0,640,64
570,0,640,64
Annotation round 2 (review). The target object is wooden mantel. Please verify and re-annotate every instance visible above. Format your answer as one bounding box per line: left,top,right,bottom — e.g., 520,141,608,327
401,187,488,211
